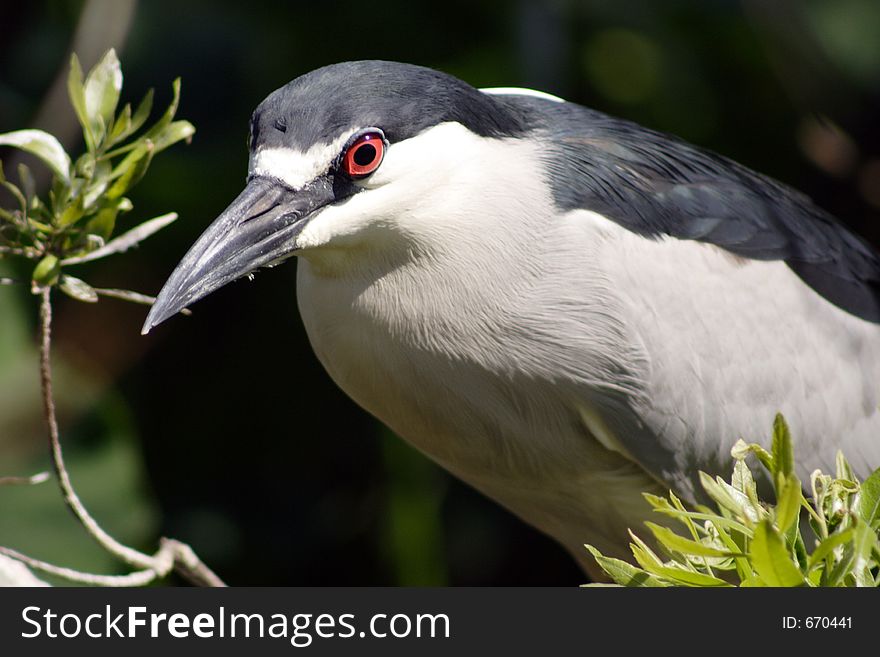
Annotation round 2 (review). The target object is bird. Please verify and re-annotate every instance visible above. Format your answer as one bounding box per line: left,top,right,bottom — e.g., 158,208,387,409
143,60,880,578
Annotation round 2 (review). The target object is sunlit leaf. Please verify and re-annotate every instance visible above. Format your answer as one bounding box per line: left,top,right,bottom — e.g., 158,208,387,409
82,197,132,241
641,562,731,587
584,545,669,587
731,439,774,472
751,520,806,586
835,451,855,482
67,53,94,151
858,468,880,530
59,275,98,303
83,49,123,147
774,474,803,535
807,529,854,572
61,213,177,265
0,130,71,184
142,78,182,143
129,89,154,136
732,458,757,498
772,413,794,482
106,103,132,146
645,522,741,558
152,120,195,153
106,143,155,199
57,193,85,227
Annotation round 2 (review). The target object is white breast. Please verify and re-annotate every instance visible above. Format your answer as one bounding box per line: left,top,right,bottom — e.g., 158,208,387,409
290,129,880,570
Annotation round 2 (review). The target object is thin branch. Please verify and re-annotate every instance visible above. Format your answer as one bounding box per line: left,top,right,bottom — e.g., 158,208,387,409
0,245,40,258
33,286,225,586
0,546,162,587
61,213,178,265
162,538,226,588
0,471,50,486
39,287,154,569
94,286,192,315
1,277,20,286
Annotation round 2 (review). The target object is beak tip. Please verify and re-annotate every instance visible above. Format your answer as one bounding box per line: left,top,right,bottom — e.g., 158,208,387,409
141,299,173,335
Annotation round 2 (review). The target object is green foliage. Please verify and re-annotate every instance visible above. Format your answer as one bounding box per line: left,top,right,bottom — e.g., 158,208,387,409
586,414,880,587
0,49,192,303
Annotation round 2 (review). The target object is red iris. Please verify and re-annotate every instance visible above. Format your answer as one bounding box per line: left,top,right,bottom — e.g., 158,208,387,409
341,132,385,178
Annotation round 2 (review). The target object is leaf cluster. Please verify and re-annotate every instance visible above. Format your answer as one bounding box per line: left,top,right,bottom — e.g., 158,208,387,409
0,50,192,302
586,415,880,587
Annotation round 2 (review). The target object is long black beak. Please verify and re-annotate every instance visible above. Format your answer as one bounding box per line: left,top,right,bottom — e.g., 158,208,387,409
142,175,335,334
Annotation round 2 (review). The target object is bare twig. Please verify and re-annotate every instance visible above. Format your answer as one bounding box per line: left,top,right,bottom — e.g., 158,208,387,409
162,538,226,588
0,546,162,587
1,245,35,257
0,471,50,486
94,286,192,315
39,287,152,569
1,277,19,286
33,287,225,586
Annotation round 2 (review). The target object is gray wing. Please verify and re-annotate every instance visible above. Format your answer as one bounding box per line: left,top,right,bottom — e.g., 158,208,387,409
491,94,880,497
499,96,880,323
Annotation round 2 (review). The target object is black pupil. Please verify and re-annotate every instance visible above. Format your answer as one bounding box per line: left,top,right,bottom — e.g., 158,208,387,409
353,142,377,166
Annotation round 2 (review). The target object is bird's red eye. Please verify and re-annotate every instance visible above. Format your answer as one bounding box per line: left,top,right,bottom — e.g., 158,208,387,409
341,131,385,178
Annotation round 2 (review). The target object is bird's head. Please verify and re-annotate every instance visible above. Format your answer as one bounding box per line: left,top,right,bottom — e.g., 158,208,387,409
142,60,542,333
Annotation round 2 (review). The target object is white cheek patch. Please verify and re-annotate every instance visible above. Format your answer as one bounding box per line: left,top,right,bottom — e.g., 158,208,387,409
249,132,353,190
480,87,565,103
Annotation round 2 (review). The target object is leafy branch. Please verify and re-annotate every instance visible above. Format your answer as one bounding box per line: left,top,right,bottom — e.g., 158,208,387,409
0,50,220,586
586,415,880,587
0,49,191,304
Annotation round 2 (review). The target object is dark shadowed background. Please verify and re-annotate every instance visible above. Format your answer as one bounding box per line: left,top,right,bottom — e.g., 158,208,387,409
1,0,878,585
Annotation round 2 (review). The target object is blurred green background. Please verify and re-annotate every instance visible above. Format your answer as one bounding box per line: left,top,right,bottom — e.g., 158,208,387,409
1,0,878,585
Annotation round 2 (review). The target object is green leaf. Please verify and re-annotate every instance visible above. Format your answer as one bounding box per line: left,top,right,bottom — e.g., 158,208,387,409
83,160,114,209
151,120,195,153
858,468,880,529
0,130,71,183
850,520,880,586
106,103,132,146
129,89,155,136
700,472,760,523
32,254,61,287
57,193,85,227
106,143,155,198
82,197,132,241
750,519,806,586
771,414,794,481
59,275,98,303
642,493,674,512
651,507,752,535
584,545,669,587
142,78,182,142
645,522,741,558
731,439,774,473
83,49,123,147
61,212,177,265
835,451,855,482
775,474,803,535
807,528,854,572
640,562,731,587
17,162,36,202
732,458,757,498
67,53,94,151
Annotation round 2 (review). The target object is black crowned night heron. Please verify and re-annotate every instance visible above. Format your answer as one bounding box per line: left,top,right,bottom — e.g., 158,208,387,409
143,61,880,576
